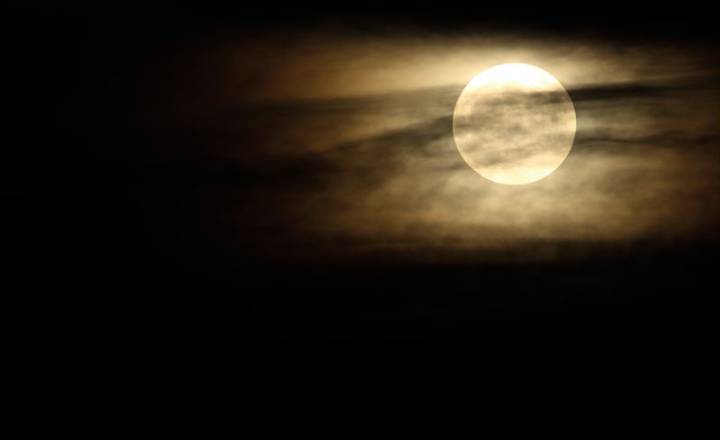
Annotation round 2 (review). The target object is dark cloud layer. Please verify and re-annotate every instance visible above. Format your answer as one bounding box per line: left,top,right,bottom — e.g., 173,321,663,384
216,86,716,258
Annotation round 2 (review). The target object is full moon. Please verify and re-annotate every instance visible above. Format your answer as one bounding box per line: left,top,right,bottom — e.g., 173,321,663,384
452,63,576,185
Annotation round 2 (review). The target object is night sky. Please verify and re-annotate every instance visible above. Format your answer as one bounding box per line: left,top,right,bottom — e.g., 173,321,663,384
8,2,719,344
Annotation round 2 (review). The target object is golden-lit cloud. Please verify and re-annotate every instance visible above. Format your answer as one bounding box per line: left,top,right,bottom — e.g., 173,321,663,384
112,29,720,261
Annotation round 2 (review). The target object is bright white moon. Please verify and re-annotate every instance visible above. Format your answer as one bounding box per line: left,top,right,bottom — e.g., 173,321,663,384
452,63,576,185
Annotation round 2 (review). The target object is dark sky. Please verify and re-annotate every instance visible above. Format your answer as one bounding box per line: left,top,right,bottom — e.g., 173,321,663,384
8,2,719,343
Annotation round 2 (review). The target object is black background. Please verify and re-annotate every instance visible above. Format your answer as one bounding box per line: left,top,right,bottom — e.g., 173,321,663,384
7,2,718,346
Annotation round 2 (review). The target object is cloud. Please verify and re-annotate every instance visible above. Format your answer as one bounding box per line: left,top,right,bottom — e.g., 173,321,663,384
107,30,720,261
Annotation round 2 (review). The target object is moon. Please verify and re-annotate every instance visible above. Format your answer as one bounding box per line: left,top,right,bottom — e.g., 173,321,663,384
452,63,576,185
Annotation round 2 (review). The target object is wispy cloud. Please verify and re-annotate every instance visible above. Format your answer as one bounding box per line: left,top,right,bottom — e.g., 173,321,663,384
109,31,720,261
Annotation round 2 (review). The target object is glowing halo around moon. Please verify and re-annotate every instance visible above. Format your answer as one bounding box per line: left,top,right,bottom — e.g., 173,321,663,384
452,63,576,185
